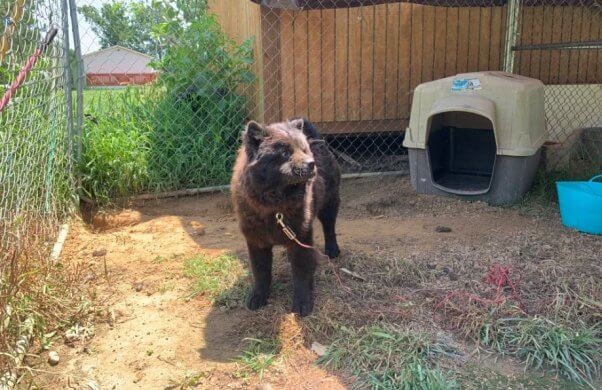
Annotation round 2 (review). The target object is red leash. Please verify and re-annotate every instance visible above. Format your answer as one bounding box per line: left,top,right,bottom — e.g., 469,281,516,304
275,212,316,250
0,28,58,113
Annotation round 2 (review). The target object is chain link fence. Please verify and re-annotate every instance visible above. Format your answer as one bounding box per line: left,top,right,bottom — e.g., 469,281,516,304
72,0,600,203
0,0,73,377
0,0,599,381
509,0,602,170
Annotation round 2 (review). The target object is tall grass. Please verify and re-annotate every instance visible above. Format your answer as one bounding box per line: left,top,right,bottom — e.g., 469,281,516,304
183,253,247,307
79,85,248,203
479,317,601,388
318,324,458,389
79,11,254,204
79,90,151,201
235,338,281,381
1,84,88,377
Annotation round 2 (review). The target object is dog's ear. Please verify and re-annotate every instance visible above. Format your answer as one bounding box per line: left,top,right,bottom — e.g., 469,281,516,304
290,117,321,140
289,118,304,131
243,121,266,156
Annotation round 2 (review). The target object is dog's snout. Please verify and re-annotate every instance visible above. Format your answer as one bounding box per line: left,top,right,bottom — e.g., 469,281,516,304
305,160,315,171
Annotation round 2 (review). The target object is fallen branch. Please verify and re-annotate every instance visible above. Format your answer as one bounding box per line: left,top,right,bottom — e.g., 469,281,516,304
340,267,366,282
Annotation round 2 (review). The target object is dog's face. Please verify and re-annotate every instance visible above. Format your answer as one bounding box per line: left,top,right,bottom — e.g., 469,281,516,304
243,119,316,192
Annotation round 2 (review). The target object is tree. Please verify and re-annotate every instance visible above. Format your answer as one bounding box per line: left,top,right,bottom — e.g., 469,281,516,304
79,0,208,59
79,2,141,53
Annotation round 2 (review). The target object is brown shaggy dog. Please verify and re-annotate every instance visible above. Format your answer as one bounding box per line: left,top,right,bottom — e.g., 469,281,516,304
231,118,341,316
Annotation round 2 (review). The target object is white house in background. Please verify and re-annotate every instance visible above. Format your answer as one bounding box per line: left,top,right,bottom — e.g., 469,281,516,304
83,45,157,87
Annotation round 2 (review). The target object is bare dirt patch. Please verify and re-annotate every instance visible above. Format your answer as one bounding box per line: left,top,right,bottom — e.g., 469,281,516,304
34,177,600,389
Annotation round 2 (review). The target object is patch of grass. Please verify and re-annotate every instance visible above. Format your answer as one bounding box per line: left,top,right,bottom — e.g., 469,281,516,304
78,12,255,204
153,255,168,263
153,254,183,264
79,88,152,202
158,282,177,294
166,370,205,389
516,161,600,216
317,323,458,389
183,253,247,306
212,278,249,309
458,364,579,390
235,338,281,381
481,317,601,388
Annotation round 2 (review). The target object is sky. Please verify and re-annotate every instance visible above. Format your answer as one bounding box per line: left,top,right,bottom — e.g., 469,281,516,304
72,0,112,55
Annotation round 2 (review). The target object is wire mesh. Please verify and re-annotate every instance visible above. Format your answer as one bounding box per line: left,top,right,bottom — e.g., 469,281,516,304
0,0,599,378
73,0,600,204
0,1,71,269
0,0,72,374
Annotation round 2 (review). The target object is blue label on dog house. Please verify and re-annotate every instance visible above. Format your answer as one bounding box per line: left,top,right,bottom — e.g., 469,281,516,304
452,78,481,91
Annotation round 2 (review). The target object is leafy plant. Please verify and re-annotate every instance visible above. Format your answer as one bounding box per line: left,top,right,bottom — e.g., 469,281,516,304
481,317,601,388
318,324,458,389
79,7,255,202
183,253,247,306
79,92,152,201
236,338,281,381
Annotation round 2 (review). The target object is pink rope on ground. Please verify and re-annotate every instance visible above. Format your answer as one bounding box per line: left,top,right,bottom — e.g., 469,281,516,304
436,264,526,313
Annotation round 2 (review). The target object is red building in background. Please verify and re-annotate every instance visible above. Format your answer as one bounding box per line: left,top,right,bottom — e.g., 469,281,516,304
83,46,157,87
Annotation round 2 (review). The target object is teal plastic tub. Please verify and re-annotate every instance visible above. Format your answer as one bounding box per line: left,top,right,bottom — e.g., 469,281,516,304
556,175,602,235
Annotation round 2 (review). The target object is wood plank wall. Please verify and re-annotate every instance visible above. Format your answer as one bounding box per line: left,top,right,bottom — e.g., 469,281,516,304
211,3,600,133
514,5,602,84
278,3,508,133
208,0,264,120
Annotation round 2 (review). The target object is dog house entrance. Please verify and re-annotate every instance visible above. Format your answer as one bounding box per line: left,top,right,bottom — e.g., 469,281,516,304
426,112,496,195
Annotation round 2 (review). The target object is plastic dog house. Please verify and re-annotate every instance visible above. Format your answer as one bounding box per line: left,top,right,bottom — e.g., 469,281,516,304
403,71,547,205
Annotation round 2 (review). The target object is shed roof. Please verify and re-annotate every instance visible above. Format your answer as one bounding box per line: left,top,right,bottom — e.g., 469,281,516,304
82,45,153,59
83,46,156,74
250,0,591,8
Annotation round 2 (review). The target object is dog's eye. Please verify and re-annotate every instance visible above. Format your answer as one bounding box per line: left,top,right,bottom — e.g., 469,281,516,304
273,142,292,155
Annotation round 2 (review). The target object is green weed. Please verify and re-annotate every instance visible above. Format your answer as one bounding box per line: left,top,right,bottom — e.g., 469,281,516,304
212,277,249,309
235,338,281,381
158,282,177,294
517,160,600,215
78,10,255,204
481,317,601,388
317,323,458,389
166,370,205,389
183,253,247,306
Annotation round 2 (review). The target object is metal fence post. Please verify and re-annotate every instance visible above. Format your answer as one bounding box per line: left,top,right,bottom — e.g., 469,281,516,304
68,0,84,191
503,0,521,74
61,0,73,161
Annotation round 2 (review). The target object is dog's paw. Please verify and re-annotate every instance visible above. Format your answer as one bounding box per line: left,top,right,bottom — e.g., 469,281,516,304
247,290,268,310
292,295,314,317
324,243,340,259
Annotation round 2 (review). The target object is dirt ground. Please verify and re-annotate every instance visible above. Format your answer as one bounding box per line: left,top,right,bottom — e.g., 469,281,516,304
35,176,600,389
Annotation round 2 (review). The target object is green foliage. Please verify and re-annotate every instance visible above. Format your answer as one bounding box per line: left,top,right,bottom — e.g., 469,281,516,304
183,253,247,306
236,338,281,380
0,67,10,93
150,13,255,94
79,2,139,51
318,324,458,389
79,0,208,58
79,8,255,202
79,92,151,201
481,317,601,388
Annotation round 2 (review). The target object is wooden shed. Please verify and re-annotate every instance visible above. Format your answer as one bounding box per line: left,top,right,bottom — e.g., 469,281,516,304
83,46,158,87
209,0,602,135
